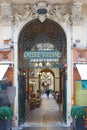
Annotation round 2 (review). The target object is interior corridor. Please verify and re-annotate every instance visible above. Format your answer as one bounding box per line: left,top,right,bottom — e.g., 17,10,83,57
15,94,72,130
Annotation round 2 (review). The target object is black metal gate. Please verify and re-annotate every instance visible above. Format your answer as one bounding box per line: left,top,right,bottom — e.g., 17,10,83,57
18,75,26,125
63,74,67,123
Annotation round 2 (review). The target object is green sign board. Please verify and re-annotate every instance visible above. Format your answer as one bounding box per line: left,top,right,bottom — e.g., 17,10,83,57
24,51,62,60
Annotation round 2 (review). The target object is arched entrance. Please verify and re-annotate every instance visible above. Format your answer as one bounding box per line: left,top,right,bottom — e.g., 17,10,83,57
17,18,67,125
38,68,55,92
13,10,72,125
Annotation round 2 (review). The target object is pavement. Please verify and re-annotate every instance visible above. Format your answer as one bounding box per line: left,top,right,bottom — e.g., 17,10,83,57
13,94,73,130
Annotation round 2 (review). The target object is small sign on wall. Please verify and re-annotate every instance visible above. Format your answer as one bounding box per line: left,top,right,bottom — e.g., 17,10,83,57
73,48,87,62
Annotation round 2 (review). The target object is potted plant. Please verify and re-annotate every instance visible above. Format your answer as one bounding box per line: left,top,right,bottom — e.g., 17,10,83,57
0,106,13,130
71,105,87,130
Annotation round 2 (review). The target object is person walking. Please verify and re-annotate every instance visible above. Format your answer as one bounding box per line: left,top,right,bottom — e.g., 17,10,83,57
46,89,50,98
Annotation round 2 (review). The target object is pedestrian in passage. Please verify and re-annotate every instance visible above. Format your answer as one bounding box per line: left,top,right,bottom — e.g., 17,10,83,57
46,89,50,98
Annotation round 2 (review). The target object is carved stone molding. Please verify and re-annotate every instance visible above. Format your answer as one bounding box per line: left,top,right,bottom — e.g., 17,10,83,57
13,2,72,31
72,0,83,3
0,1,13,26
1,16,13,26
49,4,72,30
71,0,83,25
0,1,84,27
13,4,36,27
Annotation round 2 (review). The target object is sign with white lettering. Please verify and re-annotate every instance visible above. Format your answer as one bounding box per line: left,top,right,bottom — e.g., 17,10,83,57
24,51,62,60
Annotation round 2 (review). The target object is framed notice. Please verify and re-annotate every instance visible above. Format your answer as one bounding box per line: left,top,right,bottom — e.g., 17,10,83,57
76,80,87,106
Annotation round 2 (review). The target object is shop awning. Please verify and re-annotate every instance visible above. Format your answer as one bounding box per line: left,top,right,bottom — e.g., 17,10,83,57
76,64,87,80
0,64,9,80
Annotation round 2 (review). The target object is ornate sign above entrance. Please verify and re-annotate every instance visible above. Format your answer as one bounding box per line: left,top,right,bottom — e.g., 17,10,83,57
24,51,62,60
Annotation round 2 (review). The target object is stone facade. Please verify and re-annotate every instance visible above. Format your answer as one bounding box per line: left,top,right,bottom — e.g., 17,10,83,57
0,0,87,127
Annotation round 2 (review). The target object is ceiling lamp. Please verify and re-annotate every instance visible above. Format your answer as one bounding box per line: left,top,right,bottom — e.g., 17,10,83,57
46,61,51,67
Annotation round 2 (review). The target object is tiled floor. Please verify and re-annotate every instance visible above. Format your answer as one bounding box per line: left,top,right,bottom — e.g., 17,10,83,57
13,94,72,130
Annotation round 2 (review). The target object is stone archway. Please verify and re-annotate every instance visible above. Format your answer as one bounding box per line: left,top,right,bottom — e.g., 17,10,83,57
18,19,67,125
39,68,55,91
16,18,67,125
13,17,72,126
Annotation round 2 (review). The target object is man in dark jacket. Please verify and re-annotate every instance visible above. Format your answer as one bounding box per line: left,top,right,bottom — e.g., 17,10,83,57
46,89,50,98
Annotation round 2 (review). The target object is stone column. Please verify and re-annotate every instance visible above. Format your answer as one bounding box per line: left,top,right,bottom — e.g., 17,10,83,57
14,41,18,127
0,0,13,43
72,0,83,25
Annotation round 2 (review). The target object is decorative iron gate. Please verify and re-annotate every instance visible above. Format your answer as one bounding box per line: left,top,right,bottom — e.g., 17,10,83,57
18,75,26,125
63,74,67,123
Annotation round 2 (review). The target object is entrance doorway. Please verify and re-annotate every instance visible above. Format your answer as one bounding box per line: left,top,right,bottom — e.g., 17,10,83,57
38,69,55,94
18,19,67,125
